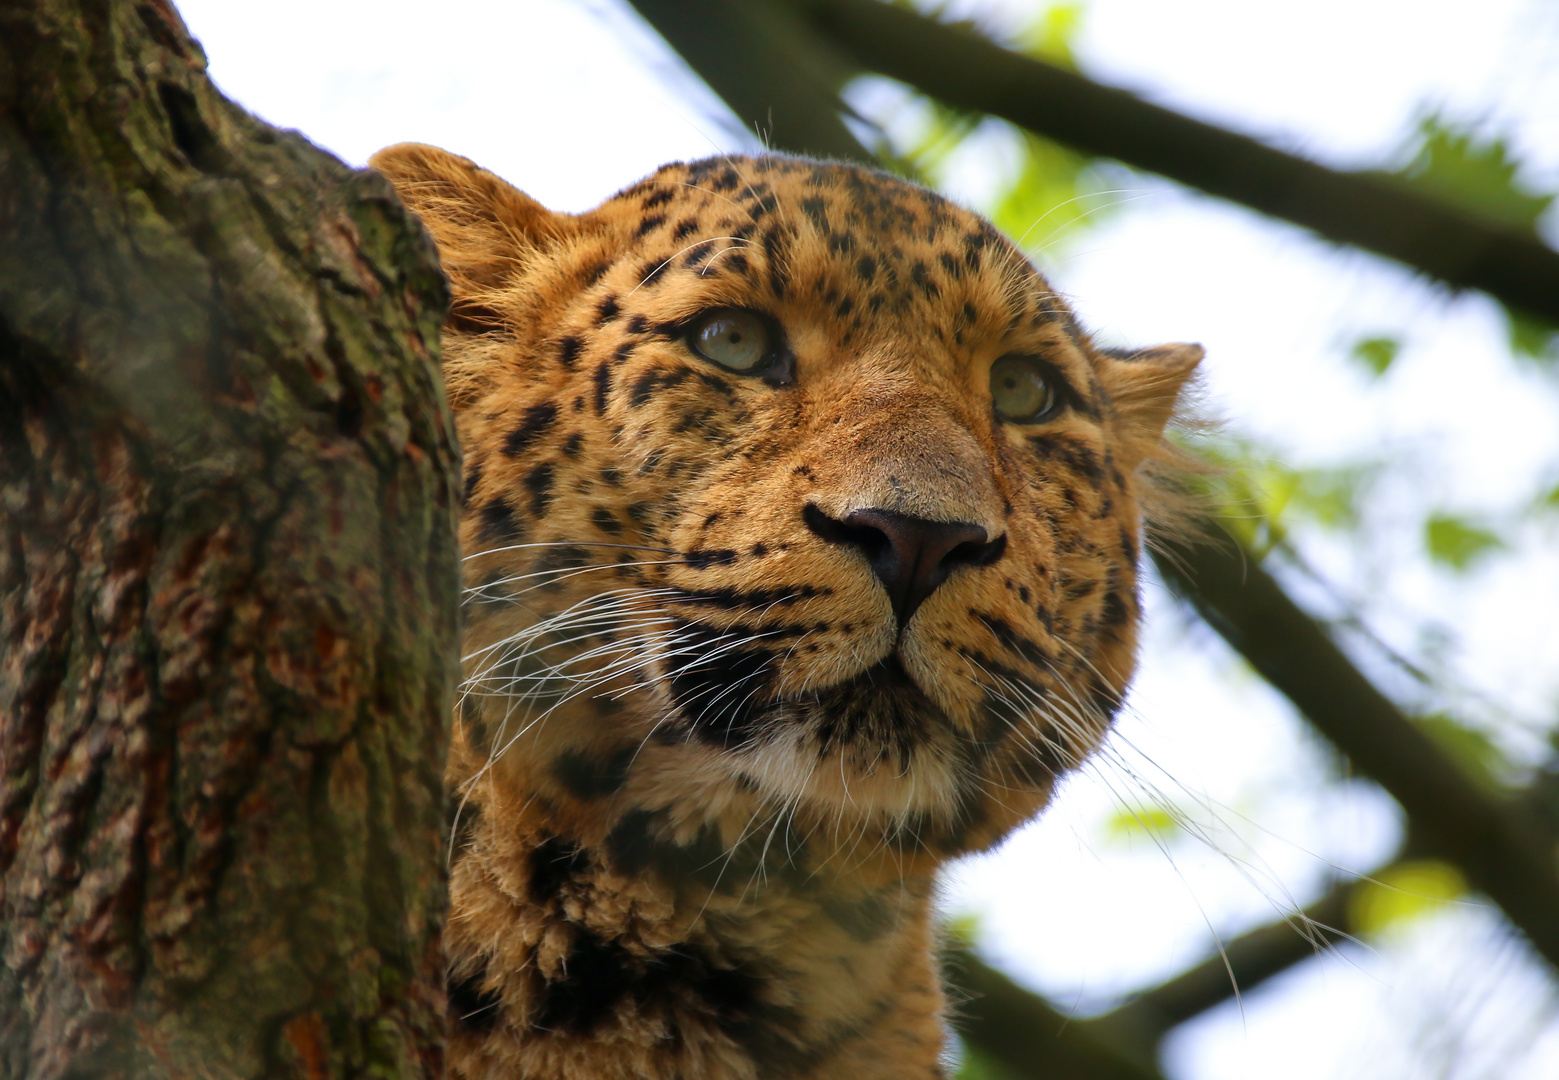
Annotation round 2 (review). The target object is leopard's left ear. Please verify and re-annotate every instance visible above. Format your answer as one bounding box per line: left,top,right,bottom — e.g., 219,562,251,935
371,142,577,298
1098,343,1203,447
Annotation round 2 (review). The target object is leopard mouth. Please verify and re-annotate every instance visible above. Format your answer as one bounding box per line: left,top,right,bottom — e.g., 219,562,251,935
799,655,947,766
665,628,950,756
693,649,981,821
847,655,918,691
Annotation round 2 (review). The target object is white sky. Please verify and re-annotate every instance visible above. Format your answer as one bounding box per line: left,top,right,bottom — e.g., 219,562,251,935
172,1,1559,1076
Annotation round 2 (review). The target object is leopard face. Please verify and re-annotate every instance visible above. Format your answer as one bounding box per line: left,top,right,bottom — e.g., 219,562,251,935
375,144,1198,865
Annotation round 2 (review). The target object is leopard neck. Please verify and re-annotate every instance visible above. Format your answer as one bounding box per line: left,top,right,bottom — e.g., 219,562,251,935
442,715,951,1079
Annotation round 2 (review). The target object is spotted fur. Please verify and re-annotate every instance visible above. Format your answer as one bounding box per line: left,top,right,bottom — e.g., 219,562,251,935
372,143,1201,1080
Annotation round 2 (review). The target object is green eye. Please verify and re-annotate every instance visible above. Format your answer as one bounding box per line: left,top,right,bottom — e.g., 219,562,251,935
690,309,771,372
990,355,1059,422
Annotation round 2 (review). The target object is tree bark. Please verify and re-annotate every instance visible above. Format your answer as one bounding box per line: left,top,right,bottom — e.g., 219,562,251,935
0,1,461,1077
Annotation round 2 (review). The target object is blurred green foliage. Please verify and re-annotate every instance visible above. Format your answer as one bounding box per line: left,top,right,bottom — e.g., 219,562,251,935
944,911,983,950
1423,513,1505,572
1102,803,1186,844
1393,112,1553,232
1198,435,1377,556
1015,1,1084,68
1390,112,1557,363
1349,335,1401,378
1348,859,1468,938
955,1046,1023,1080
988,134,1110,255
1506,309,1558,363
865,0,1120,257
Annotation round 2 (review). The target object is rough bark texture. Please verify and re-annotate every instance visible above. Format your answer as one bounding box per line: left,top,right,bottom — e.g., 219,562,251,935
0,1,461,1076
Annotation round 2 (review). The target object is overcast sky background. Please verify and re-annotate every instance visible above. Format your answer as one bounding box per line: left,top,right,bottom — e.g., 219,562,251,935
171,1,1559,1076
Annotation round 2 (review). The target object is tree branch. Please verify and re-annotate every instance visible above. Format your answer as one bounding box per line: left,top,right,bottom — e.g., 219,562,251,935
945,864,1359,1074
627,0,1559,324
1100,868,1357,1041
1152,529,1559,973
0,0,459,1074
963,779,1559,1059
628,0,865,161
792,0,1559,325
943,947,1168,1080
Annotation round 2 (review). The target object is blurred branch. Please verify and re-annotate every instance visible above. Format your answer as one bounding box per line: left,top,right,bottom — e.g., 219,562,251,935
626,0,864,160
1151,526,1559,973
1099,866,1357,1043
944,947,1169,1080
793,0,1559,325
949,865,1357,1071
627,0,1559,324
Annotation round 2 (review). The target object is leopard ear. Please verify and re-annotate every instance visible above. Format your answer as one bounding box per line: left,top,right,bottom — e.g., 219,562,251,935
1099,343,1203,449
370,142,576,298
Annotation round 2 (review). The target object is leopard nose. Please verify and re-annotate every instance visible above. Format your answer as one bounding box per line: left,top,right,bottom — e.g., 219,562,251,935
803,504,1007,627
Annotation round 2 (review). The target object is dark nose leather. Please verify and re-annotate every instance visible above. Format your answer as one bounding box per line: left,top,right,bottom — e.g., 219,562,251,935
804,504,1007,626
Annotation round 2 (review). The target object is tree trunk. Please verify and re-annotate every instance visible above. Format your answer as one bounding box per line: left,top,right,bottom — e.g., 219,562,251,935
0,1,461,1076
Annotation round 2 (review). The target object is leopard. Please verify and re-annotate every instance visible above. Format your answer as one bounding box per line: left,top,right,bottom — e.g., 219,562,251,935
370,142,1201,1080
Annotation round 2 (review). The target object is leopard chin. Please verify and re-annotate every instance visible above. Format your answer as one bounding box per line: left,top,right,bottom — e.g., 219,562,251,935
696,643,1094,832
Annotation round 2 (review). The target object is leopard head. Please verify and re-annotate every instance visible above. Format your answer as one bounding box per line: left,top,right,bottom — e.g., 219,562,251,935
374,144,1199,866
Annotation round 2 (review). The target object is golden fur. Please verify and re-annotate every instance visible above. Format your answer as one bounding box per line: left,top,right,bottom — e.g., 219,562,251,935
371,143,1201,1080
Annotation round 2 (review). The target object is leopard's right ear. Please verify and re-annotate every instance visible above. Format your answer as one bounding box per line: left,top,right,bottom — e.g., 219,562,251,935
370,143,576,298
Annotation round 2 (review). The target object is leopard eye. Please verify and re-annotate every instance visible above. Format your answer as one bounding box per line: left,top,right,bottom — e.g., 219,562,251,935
689,308,771,372
990,354,1059,422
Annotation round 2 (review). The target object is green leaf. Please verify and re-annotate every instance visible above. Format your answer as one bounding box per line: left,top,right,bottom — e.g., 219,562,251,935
1016,2,1085,69
1506,308,1558,364
989,133,1103,253
956,1047,1022,1080
1349,335,1401,377
1195,434,1378,554
860,6,1112,257
1424,513,1505,571
943,911,982,950
1392,112,1553,232
1102,804,1183,843
1348,859,1467,938
1284,465,1372,531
